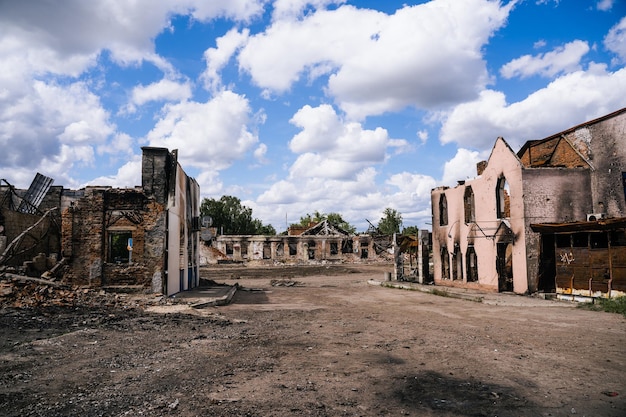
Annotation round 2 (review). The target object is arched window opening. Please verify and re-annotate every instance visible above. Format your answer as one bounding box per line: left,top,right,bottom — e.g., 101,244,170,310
466,246,478,282
441,247,450,280
439,194,448,226
496,176,510,219
464,186,475,224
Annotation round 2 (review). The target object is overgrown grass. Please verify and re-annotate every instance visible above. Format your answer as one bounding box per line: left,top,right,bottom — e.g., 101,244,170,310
578,296,626,317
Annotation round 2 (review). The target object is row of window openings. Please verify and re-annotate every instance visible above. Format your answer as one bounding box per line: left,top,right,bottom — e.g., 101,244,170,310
224,240,368,259
440,247,479,282
439,177,510,226
555,231,626,249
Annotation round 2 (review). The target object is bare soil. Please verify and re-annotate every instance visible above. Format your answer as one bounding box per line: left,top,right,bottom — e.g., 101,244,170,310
1,263,625,416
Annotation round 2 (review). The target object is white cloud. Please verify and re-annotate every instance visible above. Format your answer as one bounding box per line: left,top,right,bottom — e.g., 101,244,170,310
441,148,484,186
605,16,626,64
597,0,614,11
440,65,626,150
85,155,143,188
201,28,250,92
287,104,408,179
237,0,514,119
500,40,589,79
146,90,258,171
271,0,346,20
128,78,192,111
253,143,268,163
0,80,115,183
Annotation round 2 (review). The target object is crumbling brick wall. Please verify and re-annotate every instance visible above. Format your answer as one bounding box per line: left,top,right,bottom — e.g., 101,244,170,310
62,187,167,288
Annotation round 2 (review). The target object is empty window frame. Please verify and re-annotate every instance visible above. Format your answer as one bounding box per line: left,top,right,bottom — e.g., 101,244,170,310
464,186,475,224
496,176,510,219
330,241,338,255
441,247,450,280
341,239,353,254
466,246,478,282
109,231,132,263
307,240,316,259
439,194,448,226
590,232,608,249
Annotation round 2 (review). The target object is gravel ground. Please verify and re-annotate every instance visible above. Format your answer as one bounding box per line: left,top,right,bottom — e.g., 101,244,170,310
1,263,624,416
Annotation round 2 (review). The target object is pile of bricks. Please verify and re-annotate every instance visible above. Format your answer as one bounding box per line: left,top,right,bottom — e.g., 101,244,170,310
0,275,147,309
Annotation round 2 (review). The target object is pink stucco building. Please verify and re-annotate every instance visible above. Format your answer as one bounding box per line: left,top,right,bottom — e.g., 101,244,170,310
431,108,626,297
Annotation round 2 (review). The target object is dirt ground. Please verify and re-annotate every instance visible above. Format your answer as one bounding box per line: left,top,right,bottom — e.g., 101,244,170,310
1,263,625,417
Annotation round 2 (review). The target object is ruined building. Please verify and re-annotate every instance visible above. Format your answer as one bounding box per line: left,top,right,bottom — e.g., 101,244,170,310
211,219,386,264
1,147,200,296
431,107,626,299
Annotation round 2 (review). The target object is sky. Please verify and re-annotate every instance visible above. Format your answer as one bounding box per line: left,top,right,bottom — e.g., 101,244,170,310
1,0,625,233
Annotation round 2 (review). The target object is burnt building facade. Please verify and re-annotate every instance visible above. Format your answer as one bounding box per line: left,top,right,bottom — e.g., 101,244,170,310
431,108,626,298
1,147,200,296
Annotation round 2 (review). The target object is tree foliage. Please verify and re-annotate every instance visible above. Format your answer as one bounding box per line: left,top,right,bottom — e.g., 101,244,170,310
377,207,402,235
296,211,356,234
200,196,275,235
402,225,420,236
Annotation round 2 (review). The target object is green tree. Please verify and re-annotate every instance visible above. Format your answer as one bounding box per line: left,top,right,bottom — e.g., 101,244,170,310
377,207,402,235
326,212,357,234
200,196,274,235
402,225,420,236
296,211,356,234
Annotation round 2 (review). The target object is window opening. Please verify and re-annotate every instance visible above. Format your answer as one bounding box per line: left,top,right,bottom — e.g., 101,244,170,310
496,176,510,219
360,248,368,259
555,234,571,248
341,239,353,254
439,194,448,226
441,247,450,280
590,232,608,249
109,231,132,263
330,242,338,255
307,240,316,259
225,242,233,255
466,246,478,282
572,233,588,248
288,242,297,256
464,186,475,223
610,231,626,246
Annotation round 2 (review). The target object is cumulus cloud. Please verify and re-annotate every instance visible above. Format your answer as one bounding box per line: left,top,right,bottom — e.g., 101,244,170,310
126,78,193,113
0,80,115,185
605,16,626,63
85,155,143,188
0,0,265,188
145,90,258,171
287,104,409,179
201,28,250,92
271,0,346,20
597,0,614,11
237,0,514,119
500,40,589,79
253,143,269,164
440,65,626,150
441,148,484,186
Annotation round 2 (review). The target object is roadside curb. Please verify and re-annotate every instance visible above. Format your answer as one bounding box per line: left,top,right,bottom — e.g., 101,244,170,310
190,284,238,309
368,279,484,302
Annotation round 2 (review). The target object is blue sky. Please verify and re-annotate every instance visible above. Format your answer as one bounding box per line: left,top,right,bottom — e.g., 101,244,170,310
1,0,625,232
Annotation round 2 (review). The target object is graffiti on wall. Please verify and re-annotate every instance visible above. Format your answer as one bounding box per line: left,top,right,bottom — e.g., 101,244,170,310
559,251,575,265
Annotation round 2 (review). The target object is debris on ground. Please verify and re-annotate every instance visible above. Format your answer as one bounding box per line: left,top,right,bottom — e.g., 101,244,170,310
270,279,303,287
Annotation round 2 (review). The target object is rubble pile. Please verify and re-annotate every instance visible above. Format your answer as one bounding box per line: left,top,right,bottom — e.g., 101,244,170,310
270,279,303,287
0,275,150,309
